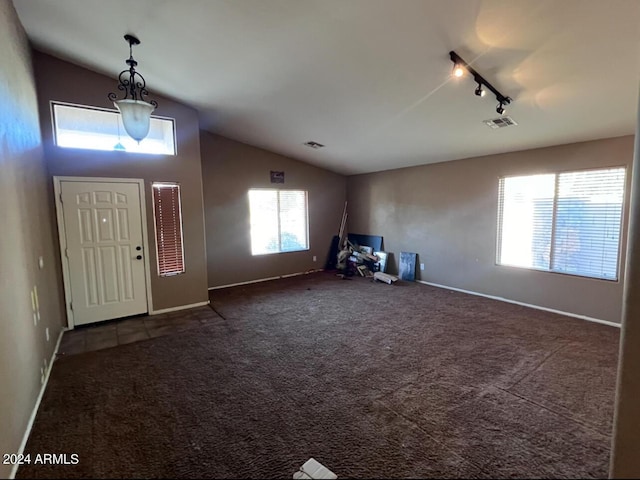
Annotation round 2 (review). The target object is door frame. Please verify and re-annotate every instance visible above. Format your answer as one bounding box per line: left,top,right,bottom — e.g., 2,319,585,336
53,176,154,329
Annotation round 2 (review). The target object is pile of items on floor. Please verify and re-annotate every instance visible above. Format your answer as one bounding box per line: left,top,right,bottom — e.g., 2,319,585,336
335,240,397,285
328,204,399,285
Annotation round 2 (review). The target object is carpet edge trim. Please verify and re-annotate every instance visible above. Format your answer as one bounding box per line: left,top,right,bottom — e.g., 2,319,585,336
208,269,325,290
10,327,65,479
416,280,620,328
150,300,210,315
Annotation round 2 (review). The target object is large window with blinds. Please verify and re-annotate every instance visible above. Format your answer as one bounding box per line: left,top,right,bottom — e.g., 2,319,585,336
497,167,625,280
248,189,309,255
152,183,185,276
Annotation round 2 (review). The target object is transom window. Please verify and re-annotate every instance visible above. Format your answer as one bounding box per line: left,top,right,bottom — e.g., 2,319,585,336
51,102,176,155
497,167,625,281
248,189,309,255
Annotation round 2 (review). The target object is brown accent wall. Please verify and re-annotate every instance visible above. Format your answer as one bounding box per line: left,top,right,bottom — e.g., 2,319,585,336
0,2,66,477
32,52,209,312
347,136,635,323
200,132,346,287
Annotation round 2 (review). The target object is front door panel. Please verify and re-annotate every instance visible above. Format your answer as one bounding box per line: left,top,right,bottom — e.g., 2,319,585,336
60,181,147,325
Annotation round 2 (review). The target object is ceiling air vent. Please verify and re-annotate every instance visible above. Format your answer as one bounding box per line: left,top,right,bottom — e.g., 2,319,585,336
304,141,325,149
483,116,518,129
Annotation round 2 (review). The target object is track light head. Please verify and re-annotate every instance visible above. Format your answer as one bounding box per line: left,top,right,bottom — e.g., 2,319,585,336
496,102,506,115
452,63,465,78
474,84,485,97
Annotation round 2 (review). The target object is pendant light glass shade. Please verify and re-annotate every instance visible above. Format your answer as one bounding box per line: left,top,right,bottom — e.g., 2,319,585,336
114,99,155,143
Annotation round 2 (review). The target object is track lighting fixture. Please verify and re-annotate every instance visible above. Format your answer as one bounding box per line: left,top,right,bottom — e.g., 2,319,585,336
449,51,512,116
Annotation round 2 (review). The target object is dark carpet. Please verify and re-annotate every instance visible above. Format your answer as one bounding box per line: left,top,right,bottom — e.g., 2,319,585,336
18,272,619,478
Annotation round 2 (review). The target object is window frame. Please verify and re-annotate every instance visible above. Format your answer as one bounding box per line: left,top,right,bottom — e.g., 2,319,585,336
152,182,186,277
248,188,310,256
496,165,626,282
50,101,177,156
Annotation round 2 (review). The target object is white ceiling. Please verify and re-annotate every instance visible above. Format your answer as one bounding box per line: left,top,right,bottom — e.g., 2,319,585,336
14,0,640,175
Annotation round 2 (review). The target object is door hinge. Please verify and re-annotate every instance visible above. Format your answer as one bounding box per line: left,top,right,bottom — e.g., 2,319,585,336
65,248,69,258
69,302,73,311
59,193,63,204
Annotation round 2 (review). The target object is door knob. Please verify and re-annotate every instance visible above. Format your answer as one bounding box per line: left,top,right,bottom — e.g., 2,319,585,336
136,246,142,251
136,255,142,260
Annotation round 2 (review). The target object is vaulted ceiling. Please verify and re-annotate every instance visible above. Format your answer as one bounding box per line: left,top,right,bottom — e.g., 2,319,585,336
14,0,640,174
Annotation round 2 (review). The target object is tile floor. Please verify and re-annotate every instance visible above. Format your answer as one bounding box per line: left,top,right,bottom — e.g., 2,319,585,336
57,305,221,357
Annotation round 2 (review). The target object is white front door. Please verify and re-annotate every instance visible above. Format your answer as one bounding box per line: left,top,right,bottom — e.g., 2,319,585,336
60,180,148,326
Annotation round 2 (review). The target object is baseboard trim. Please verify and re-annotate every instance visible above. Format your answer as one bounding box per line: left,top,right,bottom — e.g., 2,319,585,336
10,327,65,479
150,301,210,315
416,280,621,328
208,269,324,291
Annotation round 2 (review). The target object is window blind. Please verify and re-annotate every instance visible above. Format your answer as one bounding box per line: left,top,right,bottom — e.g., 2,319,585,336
497,168,625,280
498,174,555,270
552,168,625,279
152,183,185,276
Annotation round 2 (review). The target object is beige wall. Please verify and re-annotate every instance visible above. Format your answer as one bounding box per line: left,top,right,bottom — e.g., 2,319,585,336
347,136,635,324
611,88,640,478
32,52,209,312
0,1,66,477
201,132,346,287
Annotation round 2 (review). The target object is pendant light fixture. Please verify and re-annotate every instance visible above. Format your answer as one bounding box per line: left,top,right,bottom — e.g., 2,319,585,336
108,34,158,143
